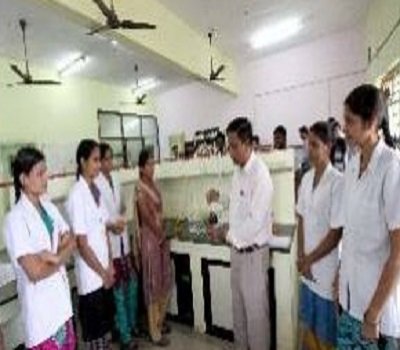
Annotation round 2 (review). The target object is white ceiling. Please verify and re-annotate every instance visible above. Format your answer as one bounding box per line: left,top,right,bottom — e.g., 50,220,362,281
0,0,188,90
0,0,372,89
163,0,371,61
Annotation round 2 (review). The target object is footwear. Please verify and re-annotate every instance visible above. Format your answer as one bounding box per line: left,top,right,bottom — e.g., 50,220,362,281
120,340,138,350
162,323,171,335
152,336,170,347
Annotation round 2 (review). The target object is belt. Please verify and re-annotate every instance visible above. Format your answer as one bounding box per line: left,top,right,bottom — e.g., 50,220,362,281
234,244,259,254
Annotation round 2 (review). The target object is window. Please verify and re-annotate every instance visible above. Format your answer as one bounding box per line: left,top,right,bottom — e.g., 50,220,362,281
98,110,160,167
381,62,400,147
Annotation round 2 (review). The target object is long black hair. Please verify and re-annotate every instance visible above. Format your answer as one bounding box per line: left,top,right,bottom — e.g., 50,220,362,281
99,142,113,160
345,84,395,148
310,121,333,146
76,139,99,179
138,148,153,168
12,147,45,203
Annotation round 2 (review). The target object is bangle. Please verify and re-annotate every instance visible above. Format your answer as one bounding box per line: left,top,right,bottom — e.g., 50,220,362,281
363,313,379,326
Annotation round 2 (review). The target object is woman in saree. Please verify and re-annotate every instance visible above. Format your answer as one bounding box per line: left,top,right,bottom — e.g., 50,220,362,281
135,148,172,347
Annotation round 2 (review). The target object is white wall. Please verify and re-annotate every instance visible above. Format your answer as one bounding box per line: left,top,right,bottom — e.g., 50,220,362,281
155,82,250,158
156,26,367,156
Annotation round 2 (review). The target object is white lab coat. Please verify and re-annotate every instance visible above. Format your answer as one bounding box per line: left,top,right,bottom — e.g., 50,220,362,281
4,193,73,347
296,163,344,300
340,139,400,337
95,172,130,259
65,176,110,296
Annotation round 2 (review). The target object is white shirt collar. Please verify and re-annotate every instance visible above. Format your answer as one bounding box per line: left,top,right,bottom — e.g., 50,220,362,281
354,138,385,178
241,151,256,174
19,192,44,216
78,175,93,191
312,162,333,185
367,138,385,174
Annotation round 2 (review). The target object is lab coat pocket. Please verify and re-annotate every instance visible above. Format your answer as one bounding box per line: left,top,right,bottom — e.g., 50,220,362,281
356,201,383,241
87,209,103,228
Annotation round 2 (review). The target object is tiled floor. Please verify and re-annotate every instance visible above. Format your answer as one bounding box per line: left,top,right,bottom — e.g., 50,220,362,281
109,324,233,350
134,325,233,350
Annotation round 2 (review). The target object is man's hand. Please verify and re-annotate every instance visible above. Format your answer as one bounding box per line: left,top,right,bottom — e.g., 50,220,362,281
111,217,127,235
207,224,218,241
207,224,228,242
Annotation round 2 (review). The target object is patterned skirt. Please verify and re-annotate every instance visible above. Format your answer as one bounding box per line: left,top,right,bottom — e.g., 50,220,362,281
299,282,337,350
28,319,75,350
113,254,137,288
338,311,400,350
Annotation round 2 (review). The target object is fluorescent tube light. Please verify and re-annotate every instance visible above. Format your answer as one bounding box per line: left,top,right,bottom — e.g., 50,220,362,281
250,17,302,50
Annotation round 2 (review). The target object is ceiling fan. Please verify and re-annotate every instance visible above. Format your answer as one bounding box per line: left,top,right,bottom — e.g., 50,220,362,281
136,93,147,105
133,64,147,105
208,31,226,82
9,19,61,86
88,0,156,35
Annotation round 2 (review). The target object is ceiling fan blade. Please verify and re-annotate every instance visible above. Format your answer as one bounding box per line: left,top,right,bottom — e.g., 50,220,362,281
210,64,226,81
214,64,225,77
208,31,213,47
134,64,140,88
120,20,156,30
19,18,31,78
10,64,27,80
87,24,110,35
136,93,147,105
92,0,116,20
29,80,62,85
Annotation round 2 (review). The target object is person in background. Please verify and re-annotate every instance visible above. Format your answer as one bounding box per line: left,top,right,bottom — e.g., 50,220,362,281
329,119,347,172
252,135,260,151
194,140,211,158
66,139,121,350
297,122,344,349
208,117,274,350
135,149,172,347
171,145,179,160
337,84,400,348
298,125,310,173
273,125,287,150
4,147,76,350
215,131,227,156
299,125,309,142
96,143,138,350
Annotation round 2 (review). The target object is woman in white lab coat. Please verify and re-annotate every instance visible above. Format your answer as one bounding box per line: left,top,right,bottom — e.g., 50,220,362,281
95,143,138,350
4,147,76,349
337,84,400,348
297,121,344,349
66,139,121,350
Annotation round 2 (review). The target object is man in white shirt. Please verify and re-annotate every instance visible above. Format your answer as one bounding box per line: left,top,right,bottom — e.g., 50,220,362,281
209,117,273,350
